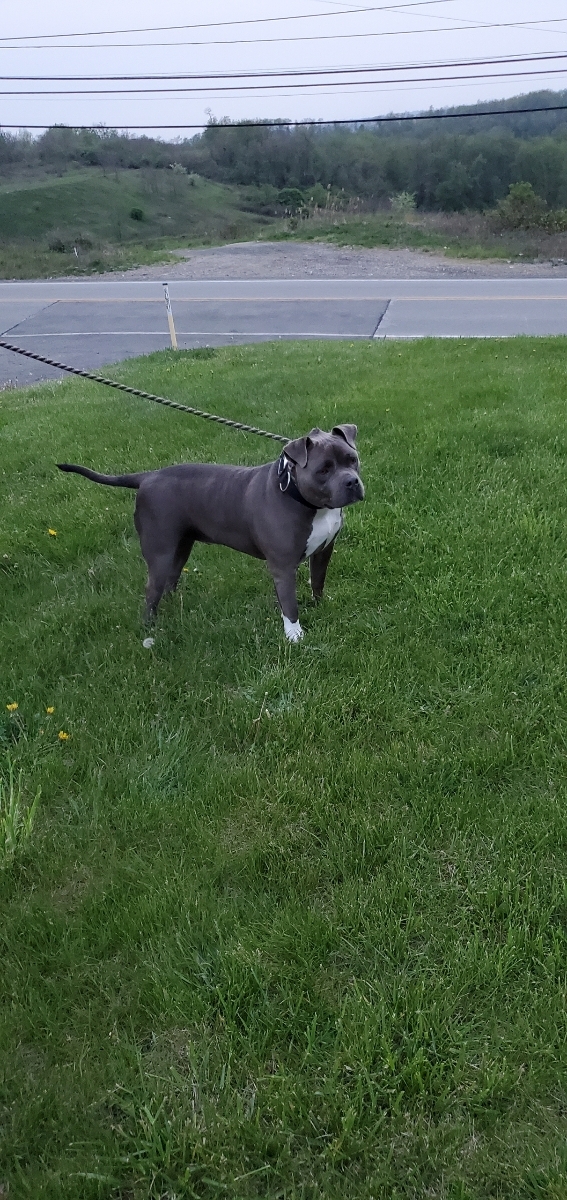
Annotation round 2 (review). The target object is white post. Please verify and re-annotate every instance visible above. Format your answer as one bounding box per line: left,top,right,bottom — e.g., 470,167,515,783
163,283,178,350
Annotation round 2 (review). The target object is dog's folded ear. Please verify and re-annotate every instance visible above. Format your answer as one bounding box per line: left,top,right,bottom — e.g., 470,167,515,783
332,424,358,447
284,433,314,467
284,428,323,466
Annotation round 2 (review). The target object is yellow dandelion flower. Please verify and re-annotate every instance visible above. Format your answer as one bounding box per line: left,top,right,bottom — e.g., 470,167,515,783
58,730,70,741
48,529,57,537
46,706,54,714
6,702,18,712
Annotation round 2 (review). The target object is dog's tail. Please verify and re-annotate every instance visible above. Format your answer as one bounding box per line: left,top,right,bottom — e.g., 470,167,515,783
57,463,146,489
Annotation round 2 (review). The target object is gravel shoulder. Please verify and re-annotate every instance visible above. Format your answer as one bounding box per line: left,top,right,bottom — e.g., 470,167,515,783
87,240,567,282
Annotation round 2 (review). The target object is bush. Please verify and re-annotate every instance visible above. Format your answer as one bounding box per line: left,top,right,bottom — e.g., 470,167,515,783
495,182,548,229
390,190,417,217
491,181,567,233
540,208,567,233
130,207,144,221
48,236,66,252
277,187,306,215
306,182,329,209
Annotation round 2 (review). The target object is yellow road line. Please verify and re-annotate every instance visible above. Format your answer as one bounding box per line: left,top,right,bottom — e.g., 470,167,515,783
0,296,383,304
1,295,567,303
0,294,564,302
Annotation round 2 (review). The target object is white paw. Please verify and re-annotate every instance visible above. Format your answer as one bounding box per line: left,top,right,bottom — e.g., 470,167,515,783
142,637,155,649
283,617,304,643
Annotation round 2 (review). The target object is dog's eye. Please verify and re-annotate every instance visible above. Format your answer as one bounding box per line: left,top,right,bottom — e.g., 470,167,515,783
320,461,334,474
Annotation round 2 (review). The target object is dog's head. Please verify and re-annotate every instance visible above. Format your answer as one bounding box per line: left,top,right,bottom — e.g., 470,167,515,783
283,425,364,509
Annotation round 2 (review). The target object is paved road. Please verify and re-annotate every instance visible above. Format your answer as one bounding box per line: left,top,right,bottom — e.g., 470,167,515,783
2,277,567,386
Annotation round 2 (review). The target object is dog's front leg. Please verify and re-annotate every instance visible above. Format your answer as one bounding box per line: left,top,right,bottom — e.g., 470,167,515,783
309,537,336,601
268,564,303,642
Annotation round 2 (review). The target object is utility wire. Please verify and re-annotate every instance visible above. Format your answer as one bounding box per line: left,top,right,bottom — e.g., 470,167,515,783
3,103,567,131
3,17,567,50
6,67,567,95
200,78,566,102
0,2,462,42
3,51,567,82
309,0,567,41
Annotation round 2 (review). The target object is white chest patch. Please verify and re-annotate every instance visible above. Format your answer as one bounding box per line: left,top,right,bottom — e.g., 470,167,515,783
304,507,343,559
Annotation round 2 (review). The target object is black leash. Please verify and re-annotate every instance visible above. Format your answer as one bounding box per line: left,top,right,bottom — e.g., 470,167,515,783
0,338,289,444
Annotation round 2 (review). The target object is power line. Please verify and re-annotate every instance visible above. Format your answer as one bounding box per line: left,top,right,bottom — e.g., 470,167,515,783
3,103,567,132
202,78,566,103
5,66,567,95
0,2,462,41
2,51,566,82
2,16,567,50
313,0,567,43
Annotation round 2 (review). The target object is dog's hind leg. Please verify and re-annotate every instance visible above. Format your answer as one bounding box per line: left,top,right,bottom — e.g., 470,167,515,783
142,536,195,621
143,553,177,621
166,534,195,595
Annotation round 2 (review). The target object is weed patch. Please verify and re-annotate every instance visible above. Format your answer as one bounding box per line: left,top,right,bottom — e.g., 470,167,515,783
274,208,567,262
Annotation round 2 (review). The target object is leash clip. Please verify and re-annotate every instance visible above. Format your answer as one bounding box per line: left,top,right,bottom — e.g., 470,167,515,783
277,452,292,493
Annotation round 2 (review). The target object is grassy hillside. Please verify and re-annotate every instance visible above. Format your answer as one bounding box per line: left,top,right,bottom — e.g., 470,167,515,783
2,340,567,1197
0,168,271,277
2,162,566,280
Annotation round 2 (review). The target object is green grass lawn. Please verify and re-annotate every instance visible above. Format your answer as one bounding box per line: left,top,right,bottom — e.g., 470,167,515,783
2,339,567,1198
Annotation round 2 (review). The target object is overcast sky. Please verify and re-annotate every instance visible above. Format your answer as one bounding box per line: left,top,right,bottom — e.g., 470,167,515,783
2,1,567,136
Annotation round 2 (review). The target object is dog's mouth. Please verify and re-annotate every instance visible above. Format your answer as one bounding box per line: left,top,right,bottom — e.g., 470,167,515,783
335,477,365,506
298,469,365,509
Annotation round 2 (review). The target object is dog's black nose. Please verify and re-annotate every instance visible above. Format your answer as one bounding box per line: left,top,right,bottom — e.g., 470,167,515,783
345,474,365,500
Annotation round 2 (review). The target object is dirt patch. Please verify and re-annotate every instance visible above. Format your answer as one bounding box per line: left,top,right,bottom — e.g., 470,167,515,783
79,239,567,282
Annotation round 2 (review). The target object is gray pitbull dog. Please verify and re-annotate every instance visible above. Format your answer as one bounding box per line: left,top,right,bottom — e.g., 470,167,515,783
57,424,364,642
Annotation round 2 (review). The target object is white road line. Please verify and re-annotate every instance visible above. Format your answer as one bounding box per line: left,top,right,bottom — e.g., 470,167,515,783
3,276,566,284
9,331,371,338
379,333,554,339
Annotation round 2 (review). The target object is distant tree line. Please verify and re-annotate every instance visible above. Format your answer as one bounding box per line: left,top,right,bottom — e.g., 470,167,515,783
3,90,567,213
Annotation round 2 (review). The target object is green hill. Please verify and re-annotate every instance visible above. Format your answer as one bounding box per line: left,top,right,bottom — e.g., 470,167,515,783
0,168,272,278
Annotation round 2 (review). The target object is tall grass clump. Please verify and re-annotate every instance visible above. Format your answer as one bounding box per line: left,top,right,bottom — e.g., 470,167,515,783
0,756,41,869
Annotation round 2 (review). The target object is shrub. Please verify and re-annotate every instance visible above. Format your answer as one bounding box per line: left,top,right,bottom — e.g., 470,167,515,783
130,207,144,221
48,236,66,252
491,181,567,233
306,182,329,209
540,208,567,233
495,182,548,229
390,190,417,217
277,187,306,215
